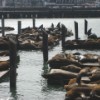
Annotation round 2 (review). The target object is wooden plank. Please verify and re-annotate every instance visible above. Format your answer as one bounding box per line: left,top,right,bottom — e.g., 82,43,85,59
0,56,9,61
81,77,90,81
81,76,91,83
83,63,99,66
0,70,9,79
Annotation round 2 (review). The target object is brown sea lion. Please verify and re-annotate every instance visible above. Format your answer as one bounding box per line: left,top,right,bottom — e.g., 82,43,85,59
0,51,9,56
90,85,100,99
64,77,96,91
60,65,81,73
65,85,100,100
90,73,100,82
42,69,77,80
0,37,10,48
0,61,10,70
48,53,82,68
83,54,98,59
76,67,91,85
90,67,100,73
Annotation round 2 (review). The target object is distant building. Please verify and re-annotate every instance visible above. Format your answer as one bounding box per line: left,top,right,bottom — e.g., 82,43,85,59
0,0,2,6
0,0,97,8
44,0,96,5
0,0,44,7
0,0,6,7
14,0,32,7
31,0,44,6
95,0,100,7
44,0,96,7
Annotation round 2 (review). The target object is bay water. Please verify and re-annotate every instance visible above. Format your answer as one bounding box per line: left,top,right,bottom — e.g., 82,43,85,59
0,18,100,100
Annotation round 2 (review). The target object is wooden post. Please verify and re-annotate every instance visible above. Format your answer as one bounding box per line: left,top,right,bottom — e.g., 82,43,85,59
18,21,21,35
85,19,88,35
1,17,5,37
74,21,78,40
33,17,35,28
62,25,66,48
17,21,21,49
16,34,19,49
9,38,17,89
42,29,48,62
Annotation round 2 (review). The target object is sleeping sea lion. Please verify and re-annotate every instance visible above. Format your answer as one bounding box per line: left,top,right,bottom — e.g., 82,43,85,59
60,65,81,73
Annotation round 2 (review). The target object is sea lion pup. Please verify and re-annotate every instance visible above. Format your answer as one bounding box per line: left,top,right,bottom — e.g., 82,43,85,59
60,65,81,73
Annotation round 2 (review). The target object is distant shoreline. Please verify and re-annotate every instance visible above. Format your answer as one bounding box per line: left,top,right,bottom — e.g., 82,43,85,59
0,7,100,18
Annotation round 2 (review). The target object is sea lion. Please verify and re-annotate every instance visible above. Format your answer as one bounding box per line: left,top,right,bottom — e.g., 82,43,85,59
0,37,10,48
0,51,9,56
88,34,97,39
0,61,10,70
48,53,82,68
90,73,100,82
42,69,77,80
60,65,81,73
87,28,92,36
90,85,100,100
65,85,100,100
76,67,91,85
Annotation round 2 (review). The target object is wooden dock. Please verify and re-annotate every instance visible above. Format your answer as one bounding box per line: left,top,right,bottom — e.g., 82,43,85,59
0,70,9,80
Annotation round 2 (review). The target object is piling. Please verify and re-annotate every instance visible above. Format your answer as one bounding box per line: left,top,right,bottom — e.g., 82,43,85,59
9,38,17,89
85,19,88,35
18,21,21,35
62,25,66,49
1,17,5,37
33,17,35,28
42,29,48,63
17,21,21,49
74,21,78,40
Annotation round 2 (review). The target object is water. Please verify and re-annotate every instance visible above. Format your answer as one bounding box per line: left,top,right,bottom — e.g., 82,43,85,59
0,18,100,100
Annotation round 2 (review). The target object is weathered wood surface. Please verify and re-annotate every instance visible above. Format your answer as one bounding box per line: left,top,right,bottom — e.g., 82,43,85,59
0,70,9,79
